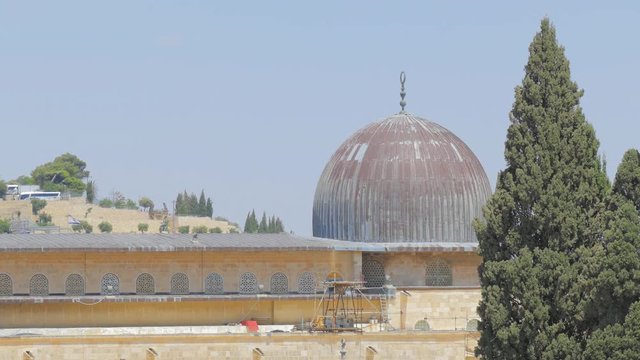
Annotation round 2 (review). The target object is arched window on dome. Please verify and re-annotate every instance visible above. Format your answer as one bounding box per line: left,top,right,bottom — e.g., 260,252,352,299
425,258,452,286
136,273,155,295
270,272,288,294
170,273,189,295
298,272,316,294
205,273,224,295
239,272,258,294
362,260,385,288
30,274,49,296
101,273,120,295
65,274,85,296
0,273,13,296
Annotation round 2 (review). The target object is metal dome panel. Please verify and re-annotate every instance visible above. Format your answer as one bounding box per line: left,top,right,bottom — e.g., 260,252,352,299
312,113,491,243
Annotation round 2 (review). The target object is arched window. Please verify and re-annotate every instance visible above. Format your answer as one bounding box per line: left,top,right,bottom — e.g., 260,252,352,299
170,273,189,295
298,272,316,294
362,260,385,288
414,319,430,331
136,273,155,295
425,259,452,286
205,273,224,295
270,272,288,294
326,272,343,282
466,319,480,331
30,274,49,296
239,272,258,294
0,273,13,296
101,273,120,295
65,274,85,296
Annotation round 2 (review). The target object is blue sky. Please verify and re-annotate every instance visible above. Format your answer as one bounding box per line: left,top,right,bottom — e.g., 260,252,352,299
1,1,639,235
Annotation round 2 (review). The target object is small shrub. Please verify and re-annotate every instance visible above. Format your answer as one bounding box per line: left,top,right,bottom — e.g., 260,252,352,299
98,221,113,233
31,199,47,215
138,223,149,234
209,227,223,233
178,225,190,234
38,212,53,226
99,199,113,208
192,225,208,234
229,227,239,234
72,220,93,234
0,219,10,233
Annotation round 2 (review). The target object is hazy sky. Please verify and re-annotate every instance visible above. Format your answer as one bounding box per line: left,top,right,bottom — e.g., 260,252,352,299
1,2,639,235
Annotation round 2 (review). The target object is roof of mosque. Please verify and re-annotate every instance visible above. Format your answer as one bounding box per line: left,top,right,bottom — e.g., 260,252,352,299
0,233,477,253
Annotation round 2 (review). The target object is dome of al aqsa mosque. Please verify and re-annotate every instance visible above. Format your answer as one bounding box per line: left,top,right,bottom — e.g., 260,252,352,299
312,73,492,243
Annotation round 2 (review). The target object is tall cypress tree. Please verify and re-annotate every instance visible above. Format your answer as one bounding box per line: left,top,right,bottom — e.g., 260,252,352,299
258,212,268,233
198,190,206,216
475,18,608,359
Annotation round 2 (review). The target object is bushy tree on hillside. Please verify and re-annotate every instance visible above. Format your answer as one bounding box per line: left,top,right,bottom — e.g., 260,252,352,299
139,197,154,211
475,18,608,359
31,153,89,193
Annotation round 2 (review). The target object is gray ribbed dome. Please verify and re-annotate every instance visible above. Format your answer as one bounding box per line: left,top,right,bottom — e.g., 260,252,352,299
312,113,491,243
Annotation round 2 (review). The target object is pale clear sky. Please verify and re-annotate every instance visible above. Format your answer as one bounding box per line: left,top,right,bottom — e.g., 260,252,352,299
1,1,639,235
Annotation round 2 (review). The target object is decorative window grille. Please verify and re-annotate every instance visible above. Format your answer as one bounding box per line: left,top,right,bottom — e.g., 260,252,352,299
466,319,480,331
239,272,258,294
298,272,316,294
136,273,155,295
362,260,385,288
101,273,120,295
425,258,452,286
30,274,49,296
170,273,189,295
270,272,288,294
204,273,224,295
414,319,430,331
65,274,85,296
0,273,12,296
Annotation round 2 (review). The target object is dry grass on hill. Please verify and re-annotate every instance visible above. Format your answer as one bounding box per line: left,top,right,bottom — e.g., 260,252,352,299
0,198,237,234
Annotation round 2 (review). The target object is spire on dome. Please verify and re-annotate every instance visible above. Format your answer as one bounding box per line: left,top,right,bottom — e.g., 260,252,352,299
399,71,407,113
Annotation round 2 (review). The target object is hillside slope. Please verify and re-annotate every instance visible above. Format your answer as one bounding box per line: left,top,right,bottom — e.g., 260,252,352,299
0,198,237,234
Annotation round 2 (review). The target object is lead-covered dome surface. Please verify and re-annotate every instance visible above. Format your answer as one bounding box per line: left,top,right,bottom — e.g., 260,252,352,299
312,113,491,243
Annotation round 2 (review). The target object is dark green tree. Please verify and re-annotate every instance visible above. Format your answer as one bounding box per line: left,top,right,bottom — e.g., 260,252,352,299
475,18,608,359
243,210,259,233
206,198,213,218
0,179,6,198
584,301,640,359
258,212,268,233
85,180,96,204
612,149,640,211
198,190,206,217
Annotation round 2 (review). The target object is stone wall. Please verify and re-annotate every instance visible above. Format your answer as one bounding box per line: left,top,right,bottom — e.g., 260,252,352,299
0,331,478,360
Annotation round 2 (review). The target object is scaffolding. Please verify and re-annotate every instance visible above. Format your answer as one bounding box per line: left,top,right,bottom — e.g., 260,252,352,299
311,280,365,332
